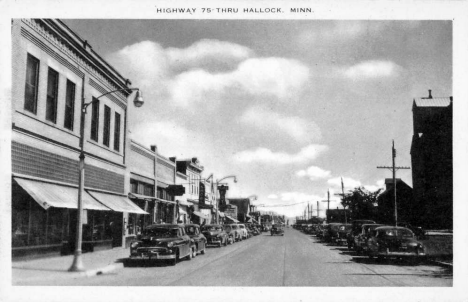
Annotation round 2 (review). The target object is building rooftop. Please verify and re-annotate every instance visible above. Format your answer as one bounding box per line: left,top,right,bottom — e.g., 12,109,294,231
414,97,452,108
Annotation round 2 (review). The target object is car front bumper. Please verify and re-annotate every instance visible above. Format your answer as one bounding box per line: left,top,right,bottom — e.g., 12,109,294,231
130,248,176,260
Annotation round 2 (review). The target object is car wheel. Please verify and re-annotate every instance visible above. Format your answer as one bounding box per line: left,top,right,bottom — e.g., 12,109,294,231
169,258,177,266
201,246,206,255
218,242,222,248
192,247,197,258
224,238,228,246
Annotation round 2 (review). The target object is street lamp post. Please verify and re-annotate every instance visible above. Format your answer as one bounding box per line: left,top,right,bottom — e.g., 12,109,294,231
69,86,144,272
215,175,237,224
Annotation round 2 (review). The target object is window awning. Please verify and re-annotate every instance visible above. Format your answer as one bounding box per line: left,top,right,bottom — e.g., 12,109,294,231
225,215,239,223
128,192,156,200
192,211,210,219
88,191,148,214
217,210,225,217
14,177,111,211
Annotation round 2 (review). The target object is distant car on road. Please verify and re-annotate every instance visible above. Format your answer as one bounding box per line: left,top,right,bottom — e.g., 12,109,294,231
184,224,207,255
227,224,243,242
201,224,229,247
129,224,196,266
347,220,376,249
367,226,426,261
270,224,284,236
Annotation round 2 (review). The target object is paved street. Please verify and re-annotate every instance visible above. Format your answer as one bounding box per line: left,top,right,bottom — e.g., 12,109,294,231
22,228,451,286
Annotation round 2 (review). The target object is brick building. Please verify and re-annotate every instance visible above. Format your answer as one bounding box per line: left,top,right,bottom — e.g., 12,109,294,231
376,178,414,225
410,90,453,229
11,19,146,258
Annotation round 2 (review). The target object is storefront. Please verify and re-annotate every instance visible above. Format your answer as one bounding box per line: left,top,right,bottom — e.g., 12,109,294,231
12,176,147,258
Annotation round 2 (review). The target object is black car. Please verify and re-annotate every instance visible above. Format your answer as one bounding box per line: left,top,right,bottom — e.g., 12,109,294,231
129,224,196,266
201,224,229,247
184,224,207,255
270,224,284,236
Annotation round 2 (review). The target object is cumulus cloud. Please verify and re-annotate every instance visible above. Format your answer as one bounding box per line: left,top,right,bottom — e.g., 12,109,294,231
327,177,362,190
167,39,253,72
296,166,331,180
108,40,310,109
233,144,328,165
342,60,403,80
240,105,321,142
364,179,386,192
268,194,279,199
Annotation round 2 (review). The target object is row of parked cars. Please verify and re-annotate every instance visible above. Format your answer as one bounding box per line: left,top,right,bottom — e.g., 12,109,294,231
128,223,262,266
295,220,427,261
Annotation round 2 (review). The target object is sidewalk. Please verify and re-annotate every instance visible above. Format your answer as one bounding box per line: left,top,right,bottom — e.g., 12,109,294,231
12,247,129,285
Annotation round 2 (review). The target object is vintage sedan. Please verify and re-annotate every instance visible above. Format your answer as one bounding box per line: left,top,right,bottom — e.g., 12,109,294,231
227,224,243,242
129,224,196,266
238,224,249,239
201,224,229,247
347,220,376,250
184,224,207,255
353,224,386,254
223,224,237,244
270,224,284,236
367,226,426,260
333,224,352,246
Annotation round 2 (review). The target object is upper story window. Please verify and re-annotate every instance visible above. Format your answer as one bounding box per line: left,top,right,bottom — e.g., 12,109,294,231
46,68,59,123
90,97,99,141
64,80,76,131
114,112,121,151
103,105,111,147
24,54,40,114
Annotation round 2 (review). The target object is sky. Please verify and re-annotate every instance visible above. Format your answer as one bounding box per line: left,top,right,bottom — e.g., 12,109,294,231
64,19,452,218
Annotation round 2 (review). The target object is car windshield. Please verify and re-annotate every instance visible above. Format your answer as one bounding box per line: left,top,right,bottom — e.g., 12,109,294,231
397,229,414,238
143,228,178,238
202,226,222,232
185,226,198,235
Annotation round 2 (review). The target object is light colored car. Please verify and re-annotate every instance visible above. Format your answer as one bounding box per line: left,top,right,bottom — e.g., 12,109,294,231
238,224,249,239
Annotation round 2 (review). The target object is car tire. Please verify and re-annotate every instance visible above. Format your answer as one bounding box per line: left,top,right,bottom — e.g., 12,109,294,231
201,246,206,255
169,258,177,266
224,238,228,246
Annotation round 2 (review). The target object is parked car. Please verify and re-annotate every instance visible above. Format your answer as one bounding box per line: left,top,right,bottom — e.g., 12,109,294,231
353,224,386,254
333,224,352,245
347,220,376,250
237,224,249,239
367,226,426,260
322,223,342,243
129,224,196,266
397,222,427,239
223,224,237,244
270,224,285,236
228,224,243,241
201,224,229,247
184,224,207,255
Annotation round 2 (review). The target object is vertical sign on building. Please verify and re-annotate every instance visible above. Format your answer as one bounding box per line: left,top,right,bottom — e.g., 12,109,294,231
199,182,206,205
218,185,229,211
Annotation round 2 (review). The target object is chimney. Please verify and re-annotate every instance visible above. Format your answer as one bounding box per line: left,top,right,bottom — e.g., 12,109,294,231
428,89,432,99
150,145,157,152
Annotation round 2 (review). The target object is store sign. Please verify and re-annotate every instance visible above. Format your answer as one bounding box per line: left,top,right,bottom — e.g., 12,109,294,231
218,185,229,210
199,182,205,205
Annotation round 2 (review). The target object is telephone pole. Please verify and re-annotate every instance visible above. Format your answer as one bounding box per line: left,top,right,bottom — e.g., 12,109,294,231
334,177,349,223
377,140,410,226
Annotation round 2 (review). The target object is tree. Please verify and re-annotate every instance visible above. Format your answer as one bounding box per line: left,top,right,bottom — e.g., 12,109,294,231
341,187,382,221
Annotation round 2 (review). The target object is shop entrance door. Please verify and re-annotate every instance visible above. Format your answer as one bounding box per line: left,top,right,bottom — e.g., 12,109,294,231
110,213,123,248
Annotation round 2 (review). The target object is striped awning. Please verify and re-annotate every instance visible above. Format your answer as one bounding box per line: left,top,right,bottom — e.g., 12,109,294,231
14,177,111,211
88,191,148,214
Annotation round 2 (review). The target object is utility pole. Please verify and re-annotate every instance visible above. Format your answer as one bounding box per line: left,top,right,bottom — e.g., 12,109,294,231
334,177,349,224
377,140,410,226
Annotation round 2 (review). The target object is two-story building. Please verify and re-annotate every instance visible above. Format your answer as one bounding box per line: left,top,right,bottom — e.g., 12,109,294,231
11,19,146,258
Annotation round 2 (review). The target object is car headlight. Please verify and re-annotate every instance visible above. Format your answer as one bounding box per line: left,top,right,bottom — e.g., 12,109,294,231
167,242,174,248
130,242,139,249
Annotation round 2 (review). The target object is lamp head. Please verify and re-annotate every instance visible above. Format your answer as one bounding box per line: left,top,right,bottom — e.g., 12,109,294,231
133,90,144,108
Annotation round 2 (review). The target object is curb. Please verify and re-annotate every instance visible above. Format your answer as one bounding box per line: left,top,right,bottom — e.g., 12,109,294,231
81,263,124,277
429,260,453,268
